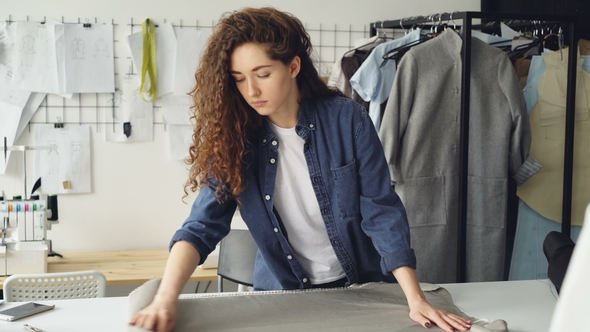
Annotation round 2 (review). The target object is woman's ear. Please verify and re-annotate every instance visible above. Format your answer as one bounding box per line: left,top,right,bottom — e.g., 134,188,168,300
290,56,301,78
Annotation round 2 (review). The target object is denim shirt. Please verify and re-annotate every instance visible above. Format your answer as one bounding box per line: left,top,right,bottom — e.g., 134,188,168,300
170,96,416,291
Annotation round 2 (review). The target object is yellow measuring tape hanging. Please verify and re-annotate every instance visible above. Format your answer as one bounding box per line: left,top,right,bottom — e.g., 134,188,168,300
140,19,158,101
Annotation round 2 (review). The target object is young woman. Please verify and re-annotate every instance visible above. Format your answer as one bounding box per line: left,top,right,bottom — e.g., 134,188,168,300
130,7,471,332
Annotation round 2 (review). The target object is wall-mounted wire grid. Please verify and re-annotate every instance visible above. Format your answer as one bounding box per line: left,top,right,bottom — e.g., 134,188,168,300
4,15,373,132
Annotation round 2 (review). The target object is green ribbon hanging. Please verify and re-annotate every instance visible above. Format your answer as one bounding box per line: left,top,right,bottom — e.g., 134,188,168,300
140,19,158,101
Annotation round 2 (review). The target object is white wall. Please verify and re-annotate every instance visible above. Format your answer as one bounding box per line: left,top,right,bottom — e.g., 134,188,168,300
1,0,481,253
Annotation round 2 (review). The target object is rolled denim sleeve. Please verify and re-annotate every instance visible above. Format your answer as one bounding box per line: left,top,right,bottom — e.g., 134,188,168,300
354,108,417,274
170,185,237,265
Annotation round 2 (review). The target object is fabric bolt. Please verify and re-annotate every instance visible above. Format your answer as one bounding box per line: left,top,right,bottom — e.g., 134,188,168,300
516,49,590,227
129,280,507,332
171,96,416,291
379,29,536,283
349,29,422,131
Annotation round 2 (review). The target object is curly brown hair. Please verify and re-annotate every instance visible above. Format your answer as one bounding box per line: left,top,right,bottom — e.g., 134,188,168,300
185,7,341,203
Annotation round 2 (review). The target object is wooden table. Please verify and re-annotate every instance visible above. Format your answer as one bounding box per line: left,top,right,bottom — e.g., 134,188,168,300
0,249,218,289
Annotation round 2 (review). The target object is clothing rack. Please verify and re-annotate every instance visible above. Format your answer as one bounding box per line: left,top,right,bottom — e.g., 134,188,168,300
370,11,578,283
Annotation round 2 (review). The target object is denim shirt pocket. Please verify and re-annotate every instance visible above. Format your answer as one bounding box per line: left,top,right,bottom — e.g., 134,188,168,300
331,159,360,218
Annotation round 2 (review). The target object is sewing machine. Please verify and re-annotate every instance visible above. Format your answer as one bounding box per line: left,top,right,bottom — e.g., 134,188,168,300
0,197,51,275
0,143,58,276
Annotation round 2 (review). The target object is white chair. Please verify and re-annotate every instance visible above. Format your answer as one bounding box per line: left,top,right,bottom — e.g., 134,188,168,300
2,270,107,302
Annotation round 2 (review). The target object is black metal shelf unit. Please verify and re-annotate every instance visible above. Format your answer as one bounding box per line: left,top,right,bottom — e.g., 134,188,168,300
370,11,578,282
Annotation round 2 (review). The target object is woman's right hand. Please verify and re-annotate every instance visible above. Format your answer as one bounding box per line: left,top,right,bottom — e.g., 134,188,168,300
129,298,177,332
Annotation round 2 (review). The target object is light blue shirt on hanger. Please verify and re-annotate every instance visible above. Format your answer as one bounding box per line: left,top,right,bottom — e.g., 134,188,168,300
349,29,422,131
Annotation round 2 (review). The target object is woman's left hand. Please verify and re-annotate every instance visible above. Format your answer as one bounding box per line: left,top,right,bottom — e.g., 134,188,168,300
407,298,472,331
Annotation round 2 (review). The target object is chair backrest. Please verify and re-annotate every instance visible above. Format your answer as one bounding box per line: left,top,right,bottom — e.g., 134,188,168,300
2,270,107,302
217,229,258,292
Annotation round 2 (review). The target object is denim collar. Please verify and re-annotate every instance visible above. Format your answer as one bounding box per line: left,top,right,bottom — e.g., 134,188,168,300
260,98,317,146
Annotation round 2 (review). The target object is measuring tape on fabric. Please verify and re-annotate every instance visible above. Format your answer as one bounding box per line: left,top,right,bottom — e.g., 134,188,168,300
140,19,158,101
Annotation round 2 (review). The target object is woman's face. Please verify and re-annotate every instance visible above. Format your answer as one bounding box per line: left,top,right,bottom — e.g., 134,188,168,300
230,43,301,128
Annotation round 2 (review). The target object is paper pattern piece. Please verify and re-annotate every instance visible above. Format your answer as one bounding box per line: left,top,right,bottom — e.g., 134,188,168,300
12,21,64,94
35,125,92,194
126,22,177,98
167,125,193,160
158,93,192,125
0,21,16,67
63,23,115,93
0,63,31,108
104,77,153,142
0,102,23,174
16,92,46,140
173,29,211,95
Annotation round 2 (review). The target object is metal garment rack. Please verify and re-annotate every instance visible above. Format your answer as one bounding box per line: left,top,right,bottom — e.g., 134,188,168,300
370,11,578,282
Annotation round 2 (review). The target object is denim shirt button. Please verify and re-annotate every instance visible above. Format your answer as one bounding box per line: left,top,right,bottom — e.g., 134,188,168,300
271,140,277,146
309,124,314,128
332,239,338,245
262,138,267,143
302,278,308,283
287,255,293,260
265,195,271,200
322,208,329,214
313,177,319,183
270,158,276,164
273,228,279,233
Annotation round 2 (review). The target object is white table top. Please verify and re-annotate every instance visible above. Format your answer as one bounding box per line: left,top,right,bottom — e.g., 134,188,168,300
441,279,558,332
0,279,557,332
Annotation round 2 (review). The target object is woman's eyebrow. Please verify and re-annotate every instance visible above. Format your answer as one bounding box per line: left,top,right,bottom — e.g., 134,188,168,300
230,65,273,74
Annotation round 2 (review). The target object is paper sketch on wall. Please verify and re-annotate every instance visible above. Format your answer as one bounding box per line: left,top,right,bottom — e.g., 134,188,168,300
46,140,60,175
103,76,153,143
15,92,46,142
35,125,92,194
0,63,32,175
173,29,211,95
19,35,35,67
127,22,177,97
71,37,85,59
71,141,82,174
11,20,71,98
158,93,193,125
63,24,114,93
0,20,16,67
0,63,32,108
167,124,193,161
93,38,109,58
0,101,23,175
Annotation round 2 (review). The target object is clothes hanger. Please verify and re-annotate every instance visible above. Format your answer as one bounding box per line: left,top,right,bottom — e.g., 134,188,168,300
379,14,439,67
341,21,392,59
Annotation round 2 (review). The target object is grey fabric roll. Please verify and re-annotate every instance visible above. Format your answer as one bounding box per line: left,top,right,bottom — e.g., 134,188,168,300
128,280,508,331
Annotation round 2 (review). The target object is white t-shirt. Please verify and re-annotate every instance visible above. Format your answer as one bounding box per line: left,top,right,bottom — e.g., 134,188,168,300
269,121,345,284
